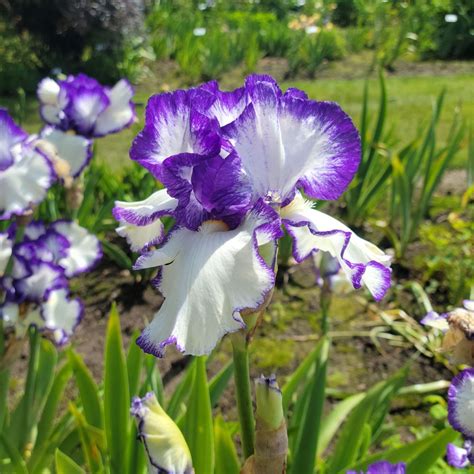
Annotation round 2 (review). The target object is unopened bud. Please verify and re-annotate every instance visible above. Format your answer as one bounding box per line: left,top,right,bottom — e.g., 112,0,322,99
242,375,288,474
131,392,194,474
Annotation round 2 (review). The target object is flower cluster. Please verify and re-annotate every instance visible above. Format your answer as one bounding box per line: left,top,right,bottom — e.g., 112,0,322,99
115,74,392,357
0,220,101,344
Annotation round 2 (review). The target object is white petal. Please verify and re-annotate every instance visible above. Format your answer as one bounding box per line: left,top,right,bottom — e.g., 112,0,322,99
282,193,391,300
463,300,474,312
116,219,165,252
94,79,135,136
113,189,177,226
37,78,61,106
40,105,63,125
0,233,12,275
39,127,92,177
135,209,277,356
1,303,44,338
41,288,83,344
52,221,101,277
0,148,55,219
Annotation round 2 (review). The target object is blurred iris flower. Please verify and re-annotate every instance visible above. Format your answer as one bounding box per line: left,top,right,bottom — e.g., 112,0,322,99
114,74,392,356
445,367,474,468
0,110,56,220
37,73,136,138
0,220,101,344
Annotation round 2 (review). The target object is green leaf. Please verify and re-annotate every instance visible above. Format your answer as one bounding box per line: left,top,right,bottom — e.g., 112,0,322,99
55,449,86,474
214,416,240,474
69,403,104,473
407,428,458,473
28,362,73,471
127,330,144,399
142,355,164,404
0,368,9,431
9,327,40,451
182,357,214,474
290,336,329,474
0,433,28,474
167,358,196,420
68,350,103,429
101,240,133,270
208,360,234,408
327,366,408,473
347,427,457,473
317,392,365,457
282,338,325,412
104,303,131,473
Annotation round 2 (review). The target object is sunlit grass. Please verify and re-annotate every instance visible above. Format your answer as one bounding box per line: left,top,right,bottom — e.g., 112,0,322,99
1,70,471,171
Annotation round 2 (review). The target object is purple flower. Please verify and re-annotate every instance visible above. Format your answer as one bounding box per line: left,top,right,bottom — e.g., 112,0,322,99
37,74,136,138
0,220,100,344
421,301,474,365
448,368,474,440
114,74,392,357
0,110,56,220
347,461,406,474
447,439,474,468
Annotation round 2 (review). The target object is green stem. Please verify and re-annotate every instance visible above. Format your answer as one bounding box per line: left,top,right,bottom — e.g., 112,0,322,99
231,331,255,460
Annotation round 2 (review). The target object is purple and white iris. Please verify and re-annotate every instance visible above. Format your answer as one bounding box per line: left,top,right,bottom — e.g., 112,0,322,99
446,367,474,468
421,300,474,365
37,73,136,138
0,110,56,220
347,461,406,474
0,220,101,344
114,74,392,357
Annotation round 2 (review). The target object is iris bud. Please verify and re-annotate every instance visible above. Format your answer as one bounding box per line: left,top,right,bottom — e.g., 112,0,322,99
131,392,194,474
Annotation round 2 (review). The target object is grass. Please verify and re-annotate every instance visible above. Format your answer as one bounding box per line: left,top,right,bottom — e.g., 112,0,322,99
1,67,471,172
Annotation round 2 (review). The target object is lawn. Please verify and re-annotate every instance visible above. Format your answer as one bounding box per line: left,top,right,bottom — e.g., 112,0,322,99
2,69,472,172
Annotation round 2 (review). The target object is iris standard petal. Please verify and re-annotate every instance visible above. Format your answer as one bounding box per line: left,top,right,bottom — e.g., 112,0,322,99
198,80,248,126
223,77,360,203
0,147,56,220
448,368,474,439
113,189,178,226
282,193,391,301
41,288,83,345
130,90,220,179
39,127,92,178
131,392,193,474
134,202,281,356
51,221,102,277
94,79,136,136
0,109,28,171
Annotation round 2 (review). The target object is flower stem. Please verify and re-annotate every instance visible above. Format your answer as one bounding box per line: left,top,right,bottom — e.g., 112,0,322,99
231,331,255,460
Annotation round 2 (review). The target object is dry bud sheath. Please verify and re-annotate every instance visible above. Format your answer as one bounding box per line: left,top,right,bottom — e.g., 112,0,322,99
241,376,288,474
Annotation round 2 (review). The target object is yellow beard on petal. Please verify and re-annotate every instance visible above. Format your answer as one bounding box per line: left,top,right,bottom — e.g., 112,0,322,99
199,220,229,233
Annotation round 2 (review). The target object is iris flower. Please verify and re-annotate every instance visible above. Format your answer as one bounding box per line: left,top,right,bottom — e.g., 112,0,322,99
346,461,406,474
0,110,55,220
446,367,474,468
114,74,392,356
421,300,474,365
37,73,136,138
131,392,193,474
0,220,101,344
